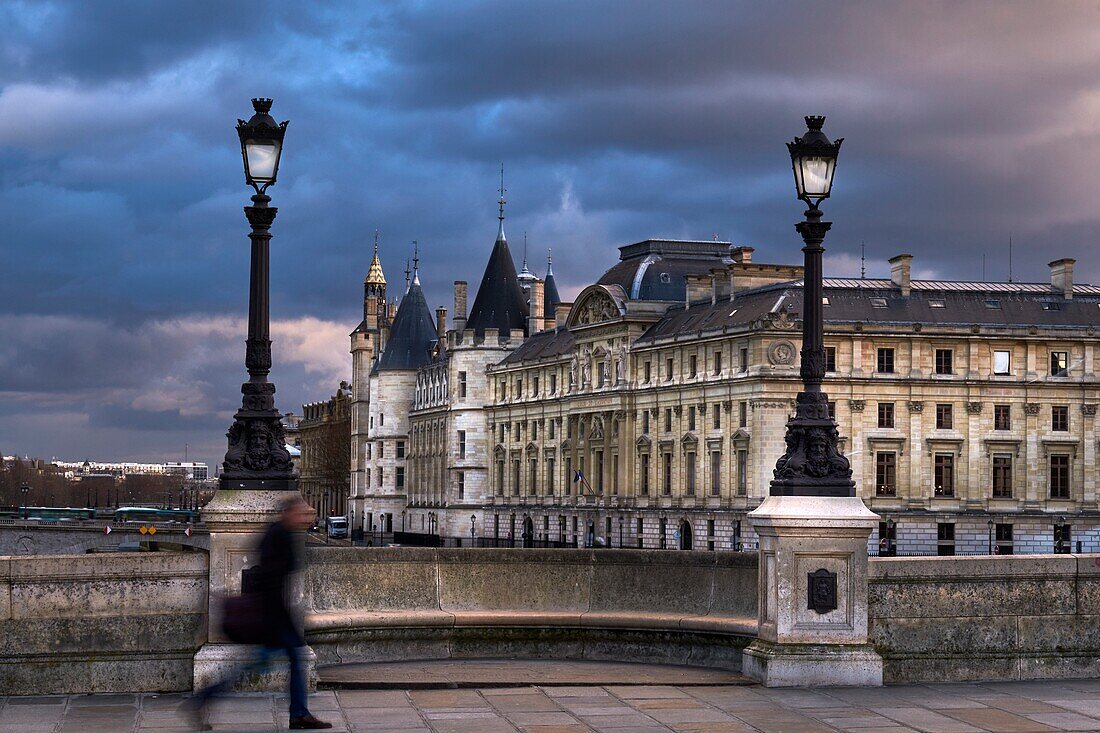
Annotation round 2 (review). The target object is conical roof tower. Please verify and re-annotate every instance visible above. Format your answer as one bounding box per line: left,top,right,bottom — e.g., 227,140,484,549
466,168,529,336
543,248,561,319
376,252,437,371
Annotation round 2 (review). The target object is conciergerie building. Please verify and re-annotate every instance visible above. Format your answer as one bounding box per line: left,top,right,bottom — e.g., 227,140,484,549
349,192,1100,556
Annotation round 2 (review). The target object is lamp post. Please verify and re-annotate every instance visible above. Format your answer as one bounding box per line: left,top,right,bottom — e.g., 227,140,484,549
988,518,994,555
19,482,30,519
886,518,895,557
770,116,853,498
1056,515,1066,554
218,98,295,491
470,514,476,542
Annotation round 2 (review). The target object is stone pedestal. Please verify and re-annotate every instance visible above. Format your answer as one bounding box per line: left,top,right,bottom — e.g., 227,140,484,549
742,495,883,687
193,487,317,692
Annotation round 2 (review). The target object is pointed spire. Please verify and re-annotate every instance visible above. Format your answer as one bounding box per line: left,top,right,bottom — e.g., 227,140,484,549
496,163,507,244
365,228,386,286
404,257,410,292
543,247,561,319
547,247,554,276
518,231,535,282
412,240,420,285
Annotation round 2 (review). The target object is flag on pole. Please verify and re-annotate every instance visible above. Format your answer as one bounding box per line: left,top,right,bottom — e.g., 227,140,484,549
574,470,594,496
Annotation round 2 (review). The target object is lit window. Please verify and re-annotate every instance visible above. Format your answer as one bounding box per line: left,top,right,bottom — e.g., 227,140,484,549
993,350,1011,375
822,297,830,305
870,298,887,308
929,299,945,308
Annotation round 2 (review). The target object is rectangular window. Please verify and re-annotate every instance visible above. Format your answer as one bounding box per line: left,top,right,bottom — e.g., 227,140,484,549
710,452,721,496
707,519,715,551
457,471,465,500
550,419,557,439
396,441,405,459
739,401,747,428
992,453,1013,498
740,347,749,372
689,354,698,377
532,420,539,440
713,351,722,375
993,350,1010,375
688,406,696,432
995,523,1013,555
640,453,650,495
378,467,383,487
877,348,895,374
378,442,384,458
365,443,372,460
644,361,652,383
712,407,720,430
1050,455,1070,499
642,411,650,433
935,403,953,430
1052,405,1069,432
458,430,466,459
598,362,608,388
515,377,522,396
935,349,953,375
365,468,370,486
662,453,672,495
934,453,954,496
685,452,696,495
1051,351,1069,377
828,401,836,421
512,460,520,496
637,518,644,548
937,523,956,556
994,405,1011,431
878,402,895,429
395,466,405,489
550,372,557,394
564,457,571,496
664,408,672,433
458,371,467,398
546,458,555,494
594,451,604,493
737,449,747,495
529,458,538,495
875,452,897,496
665,358,674,380
532,376,539,396
1055,523,1072,553
825,346,837,373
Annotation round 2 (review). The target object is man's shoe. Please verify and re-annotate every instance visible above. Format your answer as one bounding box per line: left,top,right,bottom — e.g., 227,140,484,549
290,714,333,730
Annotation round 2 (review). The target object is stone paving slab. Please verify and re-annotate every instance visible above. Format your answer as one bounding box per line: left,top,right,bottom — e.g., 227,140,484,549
6,675,1100,732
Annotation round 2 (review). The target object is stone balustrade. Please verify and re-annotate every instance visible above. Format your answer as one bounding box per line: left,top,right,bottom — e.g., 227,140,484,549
0,551,208,694
303,548,759,671
869,554,1100,683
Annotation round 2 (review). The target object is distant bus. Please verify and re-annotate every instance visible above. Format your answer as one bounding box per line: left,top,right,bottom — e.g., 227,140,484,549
326,516,349,539
113,507,199,524
1,507,96,521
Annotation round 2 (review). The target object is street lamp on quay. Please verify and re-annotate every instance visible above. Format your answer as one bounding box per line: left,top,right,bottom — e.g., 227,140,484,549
218,99,296,491
19,482,31,519
770,116,854,498
470,514,476,542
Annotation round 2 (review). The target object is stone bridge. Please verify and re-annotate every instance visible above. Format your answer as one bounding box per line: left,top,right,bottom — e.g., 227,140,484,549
0,519,210,555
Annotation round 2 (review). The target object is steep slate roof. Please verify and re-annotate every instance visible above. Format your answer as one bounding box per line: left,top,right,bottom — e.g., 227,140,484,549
544,260,562,317
500,327,575,364
466,227,529,336
597,239,732,301
635,278,1100,345
375,278,437,371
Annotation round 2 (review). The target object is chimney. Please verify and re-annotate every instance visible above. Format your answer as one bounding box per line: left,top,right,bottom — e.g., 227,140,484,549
528,280,545,335
435,306,447,339
889,254,913,297
555,301,573,327
453,281,468,331
1050,258,1075,300
731,246,754,264
685,274,710,307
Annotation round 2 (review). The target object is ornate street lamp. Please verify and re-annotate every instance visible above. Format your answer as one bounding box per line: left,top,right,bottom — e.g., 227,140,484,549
987,518,994,555
771,116,854,498
19,482,30,519
219,99,295,490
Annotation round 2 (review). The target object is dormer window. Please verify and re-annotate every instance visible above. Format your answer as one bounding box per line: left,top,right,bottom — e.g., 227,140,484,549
929,299,945,308
870,298,887,308
984,299,1001,309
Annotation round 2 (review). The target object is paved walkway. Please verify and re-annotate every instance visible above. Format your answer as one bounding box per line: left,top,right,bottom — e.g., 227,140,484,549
7,678,1100,733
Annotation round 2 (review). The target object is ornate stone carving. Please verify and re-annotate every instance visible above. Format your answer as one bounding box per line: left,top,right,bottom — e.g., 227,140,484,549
771,392,854,496
907,401,924,412
1024,403,1041,416
750,399,794,410
807,568,838,614
222,415,293,479
768,340,796,366
967,402,984,414
569,354,578,387
616,345,628,383
574,292,620,325
849,399,866,412
1083,404,1097,416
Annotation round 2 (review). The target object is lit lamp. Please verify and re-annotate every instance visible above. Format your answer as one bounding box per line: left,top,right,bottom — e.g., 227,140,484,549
770,116,853,497
237,99,287,192
789,116,842,209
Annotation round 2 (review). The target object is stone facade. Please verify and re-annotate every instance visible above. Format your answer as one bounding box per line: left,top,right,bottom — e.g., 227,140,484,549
298,381,351,520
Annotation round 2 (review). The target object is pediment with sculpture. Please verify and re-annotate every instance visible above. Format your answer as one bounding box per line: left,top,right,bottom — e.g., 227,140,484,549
567,285,627,328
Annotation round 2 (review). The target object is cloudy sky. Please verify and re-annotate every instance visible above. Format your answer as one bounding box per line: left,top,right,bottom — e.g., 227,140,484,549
1,1,1098,469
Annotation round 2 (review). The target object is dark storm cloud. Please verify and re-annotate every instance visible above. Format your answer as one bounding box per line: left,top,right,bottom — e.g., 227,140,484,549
1,0,1099,466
